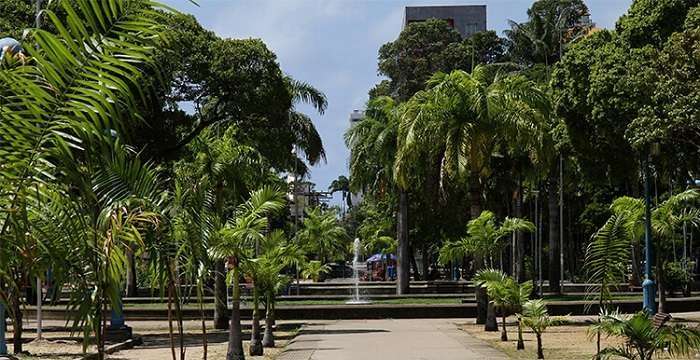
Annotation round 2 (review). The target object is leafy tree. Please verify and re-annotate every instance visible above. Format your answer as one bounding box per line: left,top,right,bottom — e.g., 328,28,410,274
617,0,699,48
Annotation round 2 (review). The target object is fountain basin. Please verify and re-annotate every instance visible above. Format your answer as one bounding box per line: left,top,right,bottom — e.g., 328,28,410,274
345,299,373,305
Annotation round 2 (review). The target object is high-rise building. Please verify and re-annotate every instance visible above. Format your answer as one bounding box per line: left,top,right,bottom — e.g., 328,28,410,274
403,5,487,38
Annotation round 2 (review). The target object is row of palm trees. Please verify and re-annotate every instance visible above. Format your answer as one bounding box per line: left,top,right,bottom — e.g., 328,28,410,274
346,65,556,292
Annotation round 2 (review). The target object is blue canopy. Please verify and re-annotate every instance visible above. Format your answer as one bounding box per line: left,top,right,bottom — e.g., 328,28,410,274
366,253,396,263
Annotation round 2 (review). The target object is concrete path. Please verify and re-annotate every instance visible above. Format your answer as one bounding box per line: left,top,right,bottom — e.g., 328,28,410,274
277,319,507,360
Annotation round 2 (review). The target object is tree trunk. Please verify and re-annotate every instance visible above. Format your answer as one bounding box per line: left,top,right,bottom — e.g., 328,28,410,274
469,171,484,270
485,302,498,331
126,246,137,297
536,333,544,359
214,261,229,330
514,184,526,282
517,320,524,350
658,258,666,313
249,285,262,356
409,246,421,281
10,290,22,354
500,313,508,341
421,243,430,281
476,286,488,324
397,189,410,295
227,262,244,360
262,298,275,348
547,178,561,294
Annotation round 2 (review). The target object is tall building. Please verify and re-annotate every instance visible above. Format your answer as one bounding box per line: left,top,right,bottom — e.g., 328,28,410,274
403,5,487,38
347,110,365,207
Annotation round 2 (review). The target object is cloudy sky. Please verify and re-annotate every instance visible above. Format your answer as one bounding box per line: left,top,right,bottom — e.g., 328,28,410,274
161,0,633,205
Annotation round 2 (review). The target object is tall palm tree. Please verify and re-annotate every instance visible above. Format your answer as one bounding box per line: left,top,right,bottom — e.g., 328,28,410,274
396,67,550,223
295,207,349,265
329,175,352,216
344,96,413,294
210,186,286,360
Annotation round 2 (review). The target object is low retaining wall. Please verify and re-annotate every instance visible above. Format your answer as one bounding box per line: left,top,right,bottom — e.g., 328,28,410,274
23,296,700,321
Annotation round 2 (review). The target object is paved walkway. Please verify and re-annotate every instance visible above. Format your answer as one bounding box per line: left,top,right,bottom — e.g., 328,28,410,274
277,319,507,360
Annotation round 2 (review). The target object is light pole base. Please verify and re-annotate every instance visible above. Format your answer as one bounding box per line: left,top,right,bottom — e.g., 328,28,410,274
0,303,6,355
643,278,656,314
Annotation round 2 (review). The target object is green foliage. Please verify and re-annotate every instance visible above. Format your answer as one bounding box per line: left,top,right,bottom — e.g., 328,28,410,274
617,0,699,48
301,260,331,282
594,311,700,359
295,207,349,264
438,211,534,266
663,261,694,293
506,0,590,66
395,67,550,191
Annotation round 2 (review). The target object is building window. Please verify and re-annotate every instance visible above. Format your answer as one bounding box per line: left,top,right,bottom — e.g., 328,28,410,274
464,23,479,36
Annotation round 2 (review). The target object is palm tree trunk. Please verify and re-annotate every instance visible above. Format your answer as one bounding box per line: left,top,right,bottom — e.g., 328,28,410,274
517,320,524,350
262,295,275,348
485,302,498,331
536,333,544,359
500,313,508,341
514,184,526,282
397,189,410,295
227,261,244,360
476,286,488,324
125,245,137,297
214,261,229,330
469,171,484,270
197,279,208,360
10,289,22,354
249,284,262,356
547,178,561,294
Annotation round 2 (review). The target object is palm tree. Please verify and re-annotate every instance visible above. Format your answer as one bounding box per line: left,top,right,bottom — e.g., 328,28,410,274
329,175,352,215
0,1,167,357
295,207,349,265
344,96,413,294
438,211,535,270
473,269,533,343
396,67,550,223
519,299,565,359
592,311,700,360
210,186,286,360
302,260,332,282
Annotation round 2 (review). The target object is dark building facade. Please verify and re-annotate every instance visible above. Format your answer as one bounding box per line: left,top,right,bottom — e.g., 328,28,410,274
403,5,487,38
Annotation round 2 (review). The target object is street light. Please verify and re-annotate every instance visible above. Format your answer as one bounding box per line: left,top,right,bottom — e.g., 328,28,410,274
642,145,659,314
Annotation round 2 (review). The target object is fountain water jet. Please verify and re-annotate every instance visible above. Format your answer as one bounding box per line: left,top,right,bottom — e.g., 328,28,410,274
346,238,371,304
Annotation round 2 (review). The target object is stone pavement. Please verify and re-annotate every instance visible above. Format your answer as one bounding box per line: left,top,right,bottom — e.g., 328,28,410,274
276,318,507,360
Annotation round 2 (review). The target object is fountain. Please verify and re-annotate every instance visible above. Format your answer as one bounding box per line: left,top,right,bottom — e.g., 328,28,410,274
346,238,371,304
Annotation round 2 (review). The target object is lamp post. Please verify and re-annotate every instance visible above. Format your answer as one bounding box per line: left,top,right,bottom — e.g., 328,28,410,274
642,153,656,314
0,302,6,355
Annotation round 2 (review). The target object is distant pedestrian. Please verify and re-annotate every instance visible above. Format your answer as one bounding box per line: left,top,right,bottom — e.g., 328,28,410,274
0,37,25,62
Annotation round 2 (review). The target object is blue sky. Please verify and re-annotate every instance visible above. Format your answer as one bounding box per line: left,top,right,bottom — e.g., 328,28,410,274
161,0,633,205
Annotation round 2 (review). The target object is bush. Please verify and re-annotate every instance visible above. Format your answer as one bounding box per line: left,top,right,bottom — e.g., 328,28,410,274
664,261,694,294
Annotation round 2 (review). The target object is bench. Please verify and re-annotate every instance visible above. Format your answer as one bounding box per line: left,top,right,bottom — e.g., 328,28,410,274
653,312,672,328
